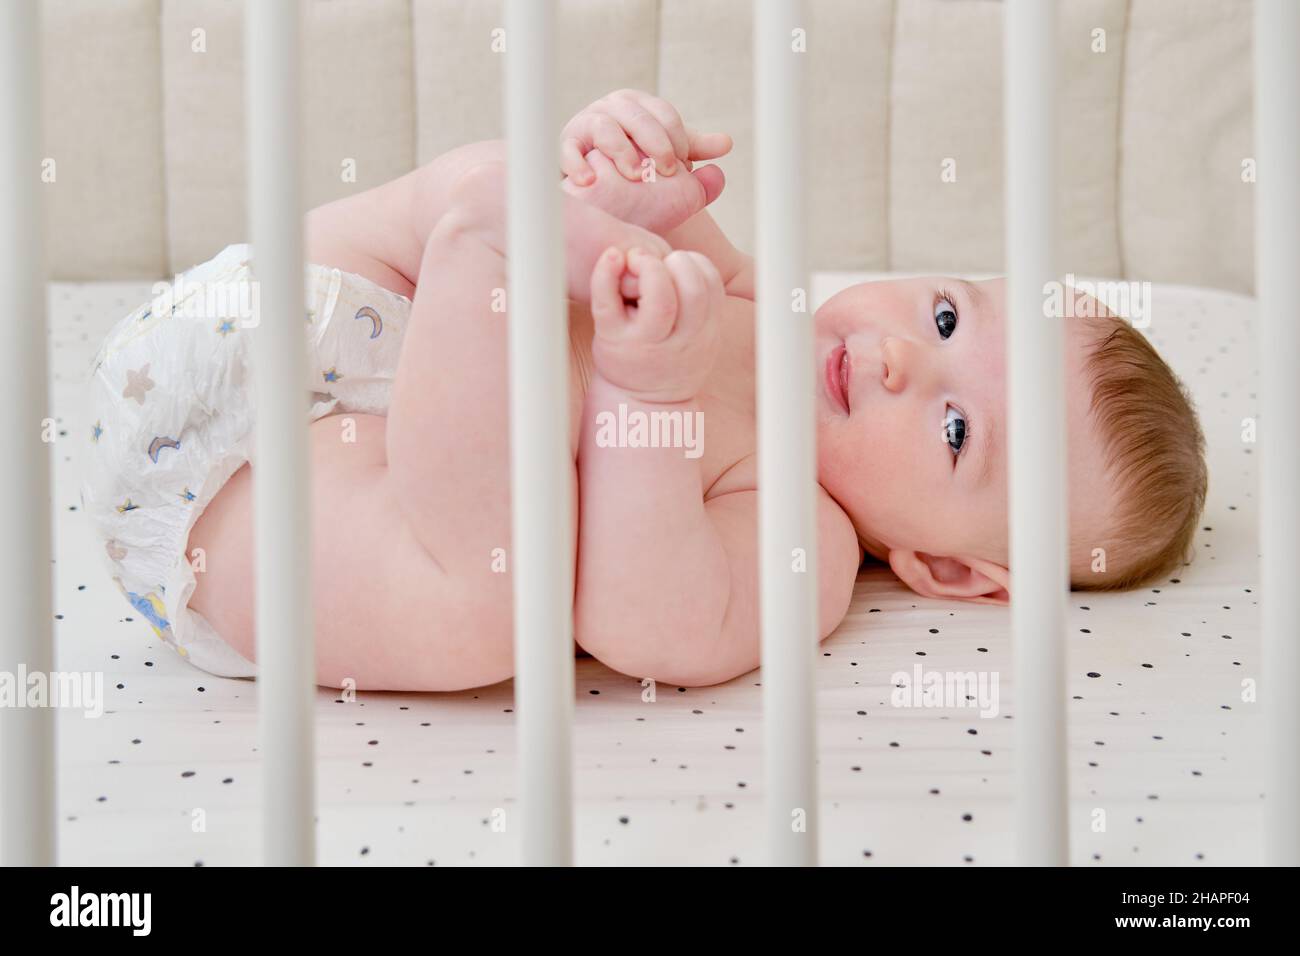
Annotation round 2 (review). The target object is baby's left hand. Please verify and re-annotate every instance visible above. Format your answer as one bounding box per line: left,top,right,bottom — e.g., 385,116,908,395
589,245,724,404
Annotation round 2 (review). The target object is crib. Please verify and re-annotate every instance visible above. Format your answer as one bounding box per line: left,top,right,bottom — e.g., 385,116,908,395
0,0,1295,867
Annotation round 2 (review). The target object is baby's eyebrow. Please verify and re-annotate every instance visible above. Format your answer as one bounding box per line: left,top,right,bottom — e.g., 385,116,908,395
955,278,985,313
976,401,997,487
950,278,997,485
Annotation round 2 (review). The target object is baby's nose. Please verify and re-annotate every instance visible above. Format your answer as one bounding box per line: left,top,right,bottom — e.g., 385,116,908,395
879,336,936,395
880,336,910,393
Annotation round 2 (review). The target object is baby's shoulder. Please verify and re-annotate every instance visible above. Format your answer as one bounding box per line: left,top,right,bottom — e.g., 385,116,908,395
816,488,863,627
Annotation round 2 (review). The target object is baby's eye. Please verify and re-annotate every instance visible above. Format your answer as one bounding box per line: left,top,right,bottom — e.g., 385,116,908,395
934,297,958,339
943,405,967,456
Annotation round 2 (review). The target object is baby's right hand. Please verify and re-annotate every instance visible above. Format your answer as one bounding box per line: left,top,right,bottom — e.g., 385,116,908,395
560,89,730,235
589,246,723,404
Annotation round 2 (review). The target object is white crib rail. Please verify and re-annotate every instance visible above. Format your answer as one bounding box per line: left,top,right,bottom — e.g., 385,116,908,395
1004,0,1069,865
505,0,575,866
246,0,317,867
754,0,820,867
1254,0,1300,868
0,0,55,868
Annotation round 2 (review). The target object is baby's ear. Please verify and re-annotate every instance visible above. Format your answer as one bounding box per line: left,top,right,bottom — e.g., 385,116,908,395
887,550,1010,606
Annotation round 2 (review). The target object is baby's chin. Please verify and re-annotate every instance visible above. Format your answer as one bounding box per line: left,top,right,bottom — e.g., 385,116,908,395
853,531,889,565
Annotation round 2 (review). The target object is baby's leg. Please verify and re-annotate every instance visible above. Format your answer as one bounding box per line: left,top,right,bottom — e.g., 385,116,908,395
370,164,665,681
193,163,662,690
190,416,484,689
378,166,519,674
386,161,668,555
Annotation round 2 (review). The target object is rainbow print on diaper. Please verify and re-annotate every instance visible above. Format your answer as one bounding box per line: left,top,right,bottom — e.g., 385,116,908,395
115,579,173,641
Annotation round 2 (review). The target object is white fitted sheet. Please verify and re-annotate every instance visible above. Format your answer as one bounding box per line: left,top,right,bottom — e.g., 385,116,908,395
46,275,1261,866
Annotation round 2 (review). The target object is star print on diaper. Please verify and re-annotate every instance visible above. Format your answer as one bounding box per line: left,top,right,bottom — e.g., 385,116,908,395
215,318,237,336
122,364,155,404
91,420,103,442
323,367,342,383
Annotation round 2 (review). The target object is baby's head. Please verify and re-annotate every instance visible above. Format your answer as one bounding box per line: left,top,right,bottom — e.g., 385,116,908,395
814,276,1207,603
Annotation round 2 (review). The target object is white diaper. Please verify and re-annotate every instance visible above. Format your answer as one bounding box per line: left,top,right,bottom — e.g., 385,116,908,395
81,243,413,677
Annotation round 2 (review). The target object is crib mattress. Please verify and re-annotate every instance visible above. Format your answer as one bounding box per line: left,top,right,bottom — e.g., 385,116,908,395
45,275,1262,866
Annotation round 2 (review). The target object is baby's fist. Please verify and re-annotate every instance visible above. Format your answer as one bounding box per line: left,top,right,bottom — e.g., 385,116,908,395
589,247,724,404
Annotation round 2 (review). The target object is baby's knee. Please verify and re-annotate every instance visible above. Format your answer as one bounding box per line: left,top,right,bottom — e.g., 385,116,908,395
433,161,507,241
451,158,507,200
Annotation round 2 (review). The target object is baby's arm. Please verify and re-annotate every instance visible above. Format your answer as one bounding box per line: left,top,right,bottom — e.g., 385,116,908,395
660,209,755,301
307,89,750,304
575,245,756,685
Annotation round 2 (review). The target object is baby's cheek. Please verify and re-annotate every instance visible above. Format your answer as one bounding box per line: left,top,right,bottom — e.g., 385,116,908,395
817,426,871,508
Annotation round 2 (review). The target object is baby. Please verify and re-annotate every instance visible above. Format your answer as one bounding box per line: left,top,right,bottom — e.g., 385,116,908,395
83,89,1207,691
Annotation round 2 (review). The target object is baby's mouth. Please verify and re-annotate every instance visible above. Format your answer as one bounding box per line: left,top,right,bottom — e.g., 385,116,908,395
825,344,851,414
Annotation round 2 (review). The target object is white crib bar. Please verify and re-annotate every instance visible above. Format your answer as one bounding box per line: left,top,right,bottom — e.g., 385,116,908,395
505,0,575,866
755,0,820,867
246,0,317,867
1254,0,1300,868
1004,0,1069,866
0,0,55,868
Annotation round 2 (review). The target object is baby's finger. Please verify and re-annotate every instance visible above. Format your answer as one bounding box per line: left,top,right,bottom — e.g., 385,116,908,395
582,147,648,195
688,250,726,324
585,113,642,180
663,250,710,337
561,137,594,185
632,93,691,166
619,271,639,301
606,94,678,176
626,248,677,341
686,129,733,161
589,247,629,329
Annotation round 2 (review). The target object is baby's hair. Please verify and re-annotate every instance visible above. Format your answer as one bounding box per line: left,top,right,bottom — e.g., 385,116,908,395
1073,315,1208,590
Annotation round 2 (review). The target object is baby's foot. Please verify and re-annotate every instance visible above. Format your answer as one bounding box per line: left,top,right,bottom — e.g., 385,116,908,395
563,148,725,236
435,160,671,307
